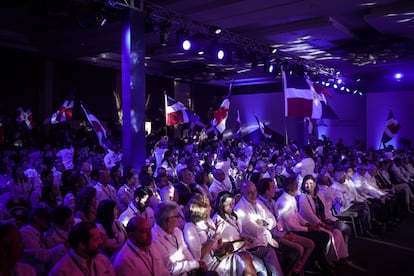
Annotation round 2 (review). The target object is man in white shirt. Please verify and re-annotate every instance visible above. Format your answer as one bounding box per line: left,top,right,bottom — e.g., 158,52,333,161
209,168,232,201
20,207,68,275
104,144,122,170
118,186,155,228
56,143,74,170
49,221,115,276
234,180,284,276
152,201,207,275
112,216,169,276
95,168,119,206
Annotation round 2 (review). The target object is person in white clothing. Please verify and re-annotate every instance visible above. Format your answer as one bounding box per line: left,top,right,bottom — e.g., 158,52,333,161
96,200,127,258
292,146,316,187
104,144,122,170
209,168,232,201
152,201,207,275
112,216,170,276
56,143,74,171
234,180,284,275
20,207,68,275
118,186,155,228
117,169,137,212
183,194,257,275
275,177,335,275
44,206,74,249
49,221,115,276
94,168,119,207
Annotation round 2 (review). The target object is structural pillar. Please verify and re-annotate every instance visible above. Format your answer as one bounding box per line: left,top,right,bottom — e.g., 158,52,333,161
121,9,146,171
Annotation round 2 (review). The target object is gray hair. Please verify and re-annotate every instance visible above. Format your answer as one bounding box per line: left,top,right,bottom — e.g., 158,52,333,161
154,201,179,226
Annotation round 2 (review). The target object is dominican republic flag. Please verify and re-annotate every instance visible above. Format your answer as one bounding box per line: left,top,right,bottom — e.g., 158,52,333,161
212,80,233,133
51,97,74,124
80,103,108,148
308,81,338,119
254,115,272,139
165,95,204,127
381,109,401,144
16,107,34,130
282,70,322,119
234,109,241,138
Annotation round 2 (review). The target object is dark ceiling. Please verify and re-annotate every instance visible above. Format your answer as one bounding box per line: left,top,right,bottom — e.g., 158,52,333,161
1,0,414,92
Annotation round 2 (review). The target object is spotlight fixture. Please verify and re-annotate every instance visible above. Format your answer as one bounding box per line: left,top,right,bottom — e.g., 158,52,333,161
268,64,274,73
209,26,222,35
182,39,191,51
217,49,225,60
394,73,403,80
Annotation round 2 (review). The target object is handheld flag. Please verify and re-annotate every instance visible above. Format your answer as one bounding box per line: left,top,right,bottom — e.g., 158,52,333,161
51,97,74,124
16,107,34,130
381,109,401,144
282,70,322,119
80,103,108,149
212,80,233,133
254,115,272,139
165,94,204,127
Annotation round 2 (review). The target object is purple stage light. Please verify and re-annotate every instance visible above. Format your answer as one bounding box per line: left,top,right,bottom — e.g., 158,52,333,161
394,73,403,80
182,39,191,51
217,49,225,60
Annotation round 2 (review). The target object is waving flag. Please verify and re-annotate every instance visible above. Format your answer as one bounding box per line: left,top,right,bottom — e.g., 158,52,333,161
16,107,34,130
381,109,401,144
212,80,233,134
282,70,322,119
51,97,74,124
80,103,108,149
165,94,204,127
255,115,272,139
308,81,338,119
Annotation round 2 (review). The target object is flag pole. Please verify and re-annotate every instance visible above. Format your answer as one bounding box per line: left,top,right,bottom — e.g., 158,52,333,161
284,116,289,146
164,91,168,138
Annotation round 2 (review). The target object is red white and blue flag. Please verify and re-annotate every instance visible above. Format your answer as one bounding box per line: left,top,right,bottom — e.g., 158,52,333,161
16,107,34,130
381,109,401,144
255,115,272,139
282,70,322,119
165,95,204,127
212,80,233,134
51,97,74,124
80,103,108,149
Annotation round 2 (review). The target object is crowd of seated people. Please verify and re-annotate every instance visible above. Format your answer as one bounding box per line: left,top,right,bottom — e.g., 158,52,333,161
1,130,414,275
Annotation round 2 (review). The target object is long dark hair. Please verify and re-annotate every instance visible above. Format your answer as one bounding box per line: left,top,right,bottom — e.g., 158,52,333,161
96,200,117,239
215,191,238,221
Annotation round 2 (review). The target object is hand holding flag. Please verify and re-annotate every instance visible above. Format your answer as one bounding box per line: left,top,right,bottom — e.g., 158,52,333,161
80,102,108,150
212,79,233,134
51,97,74,124
16,107,34,130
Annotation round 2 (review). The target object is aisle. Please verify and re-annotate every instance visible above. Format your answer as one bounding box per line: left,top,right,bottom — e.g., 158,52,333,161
334,215,414,276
